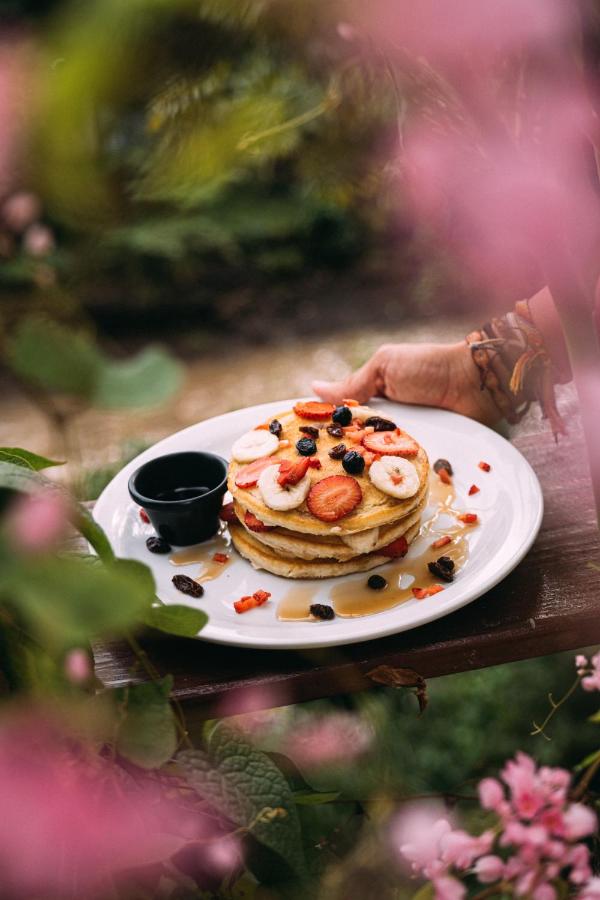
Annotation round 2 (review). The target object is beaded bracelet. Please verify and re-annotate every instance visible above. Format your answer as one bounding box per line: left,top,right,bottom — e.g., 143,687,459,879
466,300,566,439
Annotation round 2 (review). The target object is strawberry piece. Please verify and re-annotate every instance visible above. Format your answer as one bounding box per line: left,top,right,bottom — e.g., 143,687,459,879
139,509,150,524
342,398,359,407
235,456,279,489
234,589,271,614
478,461,491,472
244,511,272,533
213,552,229,564
255,423,270,430
308,458,322,469
431,535,452,549
294,400,335,420
380,536,409,558
363,428,419,457
468,484,480,496
458,513,478,525
347,429,365,445
219,501,237,523
363,451,376,466
438,467,452,485
278,457,310,486
307,475,362,522
412,585,444,600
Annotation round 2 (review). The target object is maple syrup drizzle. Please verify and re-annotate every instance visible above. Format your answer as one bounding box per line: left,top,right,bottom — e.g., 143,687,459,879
277,473,475,620
169,527,232,582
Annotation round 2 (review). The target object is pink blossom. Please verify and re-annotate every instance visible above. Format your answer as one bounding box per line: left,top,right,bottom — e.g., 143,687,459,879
23,222,55,257
533,884,557,900
7,489,69,553
502,752,547,819
478,777,504,810
64,648,92,684
440,829,493,869
281,712,372,768
1,191,41,233
579,877,600,899
433,875,466,900
577,652,600,692
563,804,597,841
474,855,505,883
399,817,453,879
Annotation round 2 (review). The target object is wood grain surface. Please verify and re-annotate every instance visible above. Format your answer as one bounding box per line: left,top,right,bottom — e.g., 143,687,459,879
93,412,600,716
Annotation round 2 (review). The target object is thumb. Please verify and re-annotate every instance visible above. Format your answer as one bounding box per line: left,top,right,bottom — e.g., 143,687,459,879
312,356,383,404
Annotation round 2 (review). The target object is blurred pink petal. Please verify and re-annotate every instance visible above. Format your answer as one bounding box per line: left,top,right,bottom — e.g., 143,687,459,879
7,489,69,553
280,711,372,768
64,648,93,684
1,191,41,232
23,222,55,256
433,874,466,900
478,777,504,810
563,803,597,841
474,854,505,883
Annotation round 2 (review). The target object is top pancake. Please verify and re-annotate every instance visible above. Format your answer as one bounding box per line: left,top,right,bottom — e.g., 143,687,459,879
228,406,430,536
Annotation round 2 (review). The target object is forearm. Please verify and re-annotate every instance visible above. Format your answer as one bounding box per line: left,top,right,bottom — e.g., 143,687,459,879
527,286,572,384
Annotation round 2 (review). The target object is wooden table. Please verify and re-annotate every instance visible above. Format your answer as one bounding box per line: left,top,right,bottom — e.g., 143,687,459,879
93,406,600,717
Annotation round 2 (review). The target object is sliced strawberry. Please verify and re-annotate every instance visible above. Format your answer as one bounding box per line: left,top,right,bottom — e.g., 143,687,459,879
139,508,150,524
458,512,478,525
234,589,271,614
308,458,322,469
431,535,452,549
363,428,419,457
342,398,359,407
468,484,480,496
412,585,444,600
380,536,409,558
294,400,335,420
478,461,491,472
219,501,237,523
278,457,310,486
235,456,279,489
438,467,452,485
307,475,362,522
213,552,229,564
244,510,273,533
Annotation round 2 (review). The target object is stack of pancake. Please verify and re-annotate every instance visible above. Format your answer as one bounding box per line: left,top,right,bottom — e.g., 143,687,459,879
227,403,429,578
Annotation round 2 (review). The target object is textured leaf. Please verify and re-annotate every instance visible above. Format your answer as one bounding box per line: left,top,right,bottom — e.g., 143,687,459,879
93,346,183,409
116,676,177,769
178,723,306,879
0,460,47,495
144,603,208,637
0,556,155,647
0,448,64,471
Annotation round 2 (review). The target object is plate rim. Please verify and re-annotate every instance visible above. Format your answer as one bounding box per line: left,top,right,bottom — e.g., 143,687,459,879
94,397,544,650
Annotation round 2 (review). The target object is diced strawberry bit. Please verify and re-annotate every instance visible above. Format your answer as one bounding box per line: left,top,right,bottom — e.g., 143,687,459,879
308,458,322,469
438,467,452,485
363,451,376,466
234,589,271,614
391,473,404,485
458,513,478,525
307,475,362,522
213,552,229,564
431,535,452,549
139,509,150,524
244,511,273,533
468,484,480,496
343,424,361,433
277,457,310,486
293,401,335,420
235,457,279,489
478,461,491,472
219,501,237,523
380,536,409,558
255,423,270,430
412,585,445,600
342,398,359,407
347,430,365,444
278,439,290,448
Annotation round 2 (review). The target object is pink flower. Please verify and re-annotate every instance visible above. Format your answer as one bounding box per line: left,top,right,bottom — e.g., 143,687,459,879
7,489,69,553
579,653,600,692
281,712,372,768
1,191,41,233
474,855,505,883
563,804,597,840
440,829,493,869
399,817,453,879
23,223,55,257
579,877,600,899
533,884,557,900
433,875,466,900
502,752,546,819
479,777,504,810
64,648,92,684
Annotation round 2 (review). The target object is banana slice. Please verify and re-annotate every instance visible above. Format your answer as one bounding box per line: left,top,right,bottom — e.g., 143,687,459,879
341,527,380,553
258,465,311,511
369,455,419,499
231,429,279,463
349,405,378,422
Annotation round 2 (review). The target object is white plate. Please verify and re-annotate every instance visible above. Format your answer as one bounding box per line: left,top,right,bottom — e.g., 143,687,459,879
94,398,543,650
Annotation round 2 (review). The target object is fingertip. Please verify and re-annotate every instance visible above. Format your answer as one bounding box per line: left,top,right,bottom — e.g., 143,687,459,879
311,379,334,400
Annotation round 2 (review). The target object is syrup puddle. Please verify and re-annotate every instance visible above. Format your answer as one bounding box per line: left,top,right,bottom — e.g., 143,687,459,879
277,475,475,620
169,528,232,582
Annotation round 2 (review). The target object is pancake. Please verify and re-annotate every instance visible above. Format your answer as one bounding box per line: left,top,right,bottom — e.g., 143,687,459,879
233,486,428,560
229,520,421,579
228,407,429,536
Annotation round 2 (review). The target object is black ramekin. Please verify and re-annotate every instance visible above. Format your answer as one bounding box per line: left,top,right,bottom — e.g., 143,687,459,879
128,451,228,546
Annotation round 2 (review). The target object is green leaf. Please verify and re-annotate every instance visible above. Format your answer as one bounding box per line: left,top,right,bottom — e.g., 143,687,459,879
293,791,341,806
575,748,600,771
411,883,435,900
0,556,155,648
115,676,177,769
144,603,208,637
0,448,64,471
0,459,47,495
8,317,101,398
178,723,306,880
588,710,600,724
93,346,183,409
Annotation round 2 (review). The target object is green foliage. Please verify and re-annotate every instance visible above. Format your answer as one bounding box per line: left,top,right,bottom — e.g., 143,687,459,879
144,603,208,638
0,448,64,471
8,317,183,409
115,676,178,768
178,722,307,881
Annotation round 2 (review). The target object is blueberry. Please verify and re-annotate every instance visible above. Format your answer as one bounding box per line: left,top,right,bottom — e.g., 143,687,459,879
342,450,365,475
269,419,282,437
367,574,388,590
332,405,352,426
296,437,317,456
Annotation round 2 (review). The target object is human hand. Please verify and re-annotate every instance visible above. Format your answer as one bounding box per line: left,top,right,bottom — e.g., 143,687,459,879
312,341,502,426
